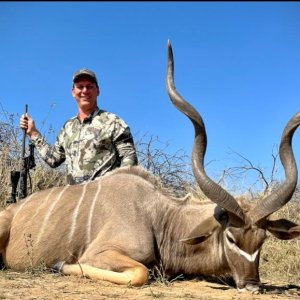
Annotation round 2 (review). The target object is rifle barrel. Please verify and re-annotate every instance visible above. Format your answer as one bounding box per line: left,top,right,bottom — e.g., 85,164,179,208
21,104,28,158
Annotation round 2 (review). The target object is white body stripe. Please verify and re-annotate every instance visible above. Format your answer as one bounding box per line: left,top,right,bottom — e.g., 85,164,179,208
13,194,34,221
68,184,87,244
36,186,69,245
28,188,56,226
86,183,101,245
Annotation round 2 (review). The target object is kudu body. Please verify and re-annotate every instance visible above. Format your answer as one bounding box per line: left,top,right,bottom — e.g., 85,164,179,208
0,42,299,291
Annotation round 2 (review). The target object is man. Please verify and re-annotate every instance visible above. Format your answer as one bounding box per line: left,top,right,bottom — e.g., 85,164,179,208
20,68,138,185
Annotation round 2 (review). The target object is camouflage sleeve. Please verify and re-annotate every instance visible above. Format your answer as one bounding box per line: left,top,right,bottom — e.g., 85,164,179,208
113,118,138,167
30,129,66,168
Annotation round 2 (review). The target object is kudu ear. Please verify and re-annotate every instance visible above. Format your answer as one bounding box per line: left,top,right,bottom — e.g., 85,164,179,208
265,218,300,240
180,216,221,245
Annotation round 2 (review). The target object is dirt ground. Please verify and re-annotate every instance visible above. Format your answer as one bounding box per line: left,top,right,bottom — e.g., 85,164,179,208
0,270,299,300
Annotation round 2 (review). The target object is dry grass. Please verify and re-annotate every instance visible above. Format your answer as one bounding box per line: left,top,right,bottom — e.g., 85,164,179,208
261,238,300,284
260,202,300,284
0,107,66,207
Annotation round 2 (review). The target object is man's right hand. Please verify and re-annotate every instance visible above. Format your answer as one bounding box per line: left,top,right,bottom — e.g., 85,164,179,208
20,113,40,139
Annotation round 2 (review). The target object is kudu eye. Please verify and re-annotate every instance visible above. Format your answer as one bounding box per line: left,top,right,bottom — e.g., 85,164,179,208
226,234,235,244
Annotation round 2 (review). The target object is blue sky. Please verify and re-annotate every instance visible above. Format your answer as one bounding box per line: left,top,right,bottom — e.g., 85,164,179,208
1,2,300,193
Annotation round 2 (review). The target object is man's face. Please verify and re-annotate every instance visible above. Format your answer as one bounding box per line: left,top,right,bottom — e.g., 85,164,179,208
72,78,99,111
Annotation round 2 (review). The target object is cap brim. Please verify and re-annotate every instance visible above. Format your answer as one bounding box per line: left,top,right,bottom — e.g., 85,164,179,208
73,74,98,85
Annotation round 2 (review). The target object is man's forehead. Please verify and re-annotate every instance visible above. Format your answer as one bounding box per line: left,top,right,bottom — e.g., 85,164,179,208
74,78,96,85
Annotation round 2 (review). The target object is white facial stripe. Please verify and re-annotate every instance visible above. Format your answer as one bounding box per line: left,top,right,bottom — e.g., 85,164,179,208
225,237,260,262
237,247,259,262
218,238,223,262
226,231,236,243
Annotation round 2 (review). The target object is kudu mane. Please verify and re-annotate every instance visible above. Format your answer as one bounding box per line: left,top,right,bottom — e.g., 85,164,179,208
106,166,197,203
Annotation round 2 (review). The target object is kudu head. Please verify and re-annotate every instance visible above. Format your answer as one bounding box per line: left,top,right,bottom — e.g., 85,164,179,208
166,40,300,291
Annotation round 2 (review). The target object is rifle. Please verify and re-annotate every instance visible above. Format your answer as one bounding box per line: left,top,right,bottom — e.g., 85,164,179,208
7,105,36,204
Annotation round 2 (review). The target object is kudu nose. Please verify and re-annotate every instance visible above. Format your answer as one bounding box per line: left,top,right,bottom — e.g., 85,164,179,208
237,281,260,293
245,283,260,292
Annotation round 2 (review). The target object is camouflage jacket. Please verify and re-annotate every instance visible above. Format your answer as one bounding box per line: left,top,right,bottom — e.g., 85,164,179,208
31,108,138,185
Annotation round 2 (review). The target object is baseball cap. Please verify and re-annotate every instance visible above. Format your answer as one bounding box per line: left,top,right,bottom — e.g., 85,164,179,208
73,69,99,87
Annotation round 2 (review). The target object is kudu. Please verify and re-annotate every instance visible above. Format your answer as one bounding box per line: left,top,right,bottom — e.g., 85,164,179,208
0,41,299,292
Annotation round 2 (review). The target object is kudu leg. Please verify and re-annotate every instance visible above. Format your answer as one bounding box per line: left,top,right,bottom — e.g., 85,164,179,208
0,209,14,251
57,250,149,286
0,208,14,269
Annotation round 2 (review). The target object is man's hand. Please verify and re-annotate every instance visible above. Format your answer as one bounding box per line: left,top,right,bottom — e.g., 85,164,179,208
20,113,40,139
